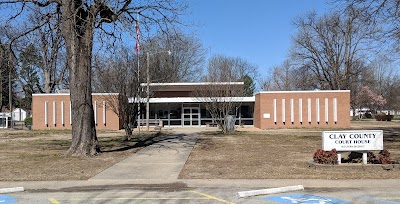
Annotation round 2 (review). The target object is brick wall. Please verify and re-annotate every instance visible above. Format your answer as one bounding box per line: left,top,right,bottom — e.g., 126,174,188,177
32,93,122,130
254,90,350,129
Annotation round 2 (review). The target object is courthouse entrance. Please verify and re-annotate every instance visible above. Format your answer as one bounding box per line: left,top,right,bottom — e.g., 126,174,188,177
182,104,200,127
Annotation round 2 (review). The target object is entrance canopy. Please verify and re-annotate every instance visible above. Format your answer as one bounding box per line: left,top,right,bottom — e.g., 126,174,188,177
134,82,255,127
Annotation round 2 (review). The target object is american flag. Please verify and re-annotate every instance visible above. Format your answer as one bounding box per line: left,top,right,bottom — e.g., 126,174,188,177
135,20,140,52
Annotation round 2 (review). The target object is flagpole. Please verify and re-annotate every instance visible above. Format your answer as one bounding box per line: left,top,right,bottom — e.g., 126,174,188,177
136,16,141,137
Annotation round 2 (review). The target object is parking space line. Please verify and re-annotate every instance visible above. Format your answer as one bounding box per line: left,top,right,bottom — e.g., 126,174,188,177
191,191,236,204
381,197,400,200
60,197,210,201
48,198,61,204
49,190,235,203
51,191,163,195
360,196,400,204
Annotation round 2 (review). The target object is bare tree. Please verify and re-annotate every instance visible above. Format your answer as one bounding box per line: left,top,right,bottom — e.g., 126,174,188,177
268,60,298,91
193,82,245,134
384,78,400,111
29,11,67,94
259,76,272,91
92,47,140,140
333,1,400,112
368,55,400,110
193,55,254,134
371,56,392,94
0,0,186,156
142,31,206,83
291,10,376,91
204,54,258,82
261,58,321,91
334,0,400,52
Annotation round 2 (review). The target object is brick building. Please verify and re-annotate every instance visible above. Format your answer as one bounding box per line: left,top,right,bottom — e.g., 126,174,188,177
32,93,122,130
254,90,350,129
31,83,350,130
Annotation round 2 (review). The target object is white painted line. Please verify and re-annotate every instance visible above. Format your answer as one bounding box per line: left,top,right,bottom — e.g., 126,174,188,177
0,187,24,194
237,185,304,198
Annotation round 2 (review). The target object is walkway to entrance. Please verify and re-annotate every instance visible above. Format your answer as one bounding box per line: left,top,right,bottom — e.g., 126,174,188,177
89,132,198,180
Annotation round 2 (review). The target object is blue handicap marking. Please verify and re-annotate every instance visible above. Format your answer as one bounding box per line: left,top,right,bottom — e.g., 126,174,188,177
0,195,16,204
264,193,347,204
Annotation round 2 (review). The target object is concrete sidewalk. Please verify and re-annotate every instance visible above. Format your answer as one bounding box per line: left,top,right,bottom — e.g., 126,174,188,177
89,133,198,180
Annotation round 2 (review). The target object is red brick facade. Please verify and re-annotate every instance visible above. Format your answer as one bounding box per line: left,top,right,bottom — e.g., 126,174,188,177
32,89,351,130
254,90,350,129
32,93,122,130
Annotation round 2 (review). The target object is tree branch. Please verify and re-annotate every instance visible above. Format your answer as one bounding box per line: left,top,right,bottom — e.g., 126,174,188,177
8,13,54,59
0,0,60,7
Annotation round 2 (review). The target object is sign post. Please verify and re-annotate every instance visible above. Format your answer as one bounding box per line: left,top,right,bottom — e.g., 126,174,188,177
322,130,383,164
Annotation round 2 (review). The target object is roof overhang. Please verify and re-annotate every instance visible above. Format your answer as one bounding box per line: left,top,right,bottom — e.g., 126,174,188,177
129,96,255,103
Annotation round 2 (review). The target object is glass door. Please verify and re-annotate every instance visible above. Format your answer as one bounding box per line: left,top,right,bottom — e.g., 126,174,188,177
182,107,200,126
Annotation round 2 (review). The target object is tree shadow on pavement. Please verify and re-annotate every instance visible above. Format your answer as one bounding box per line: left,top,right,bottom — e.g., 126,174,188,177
101,132,191,153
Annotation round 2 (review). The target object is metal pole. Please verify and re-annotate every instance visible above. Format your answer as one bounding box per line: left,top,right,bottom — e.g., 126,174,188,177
146,52,150,131
8,59,12,129
137,49,141,137
0,61,2,108
19,107,22,129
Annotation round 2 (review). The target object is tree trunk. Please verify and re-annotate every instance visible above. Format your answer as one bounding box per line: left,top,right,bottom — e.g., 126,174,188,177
124,123,133,141
44,70,52,93
62,1,99,156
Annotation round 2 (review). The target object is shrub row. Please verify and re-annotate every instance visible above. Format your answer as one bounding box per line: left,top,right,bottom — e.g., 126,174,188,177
313,148,338,165
368,150,391,164
374,114,393,121
313,149,392,164
24,117,32,126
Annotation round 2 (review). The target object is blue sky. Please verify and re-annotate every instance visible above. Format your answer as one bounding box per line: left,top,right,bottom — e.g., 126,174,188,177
1,1,330,80
184,0,330,78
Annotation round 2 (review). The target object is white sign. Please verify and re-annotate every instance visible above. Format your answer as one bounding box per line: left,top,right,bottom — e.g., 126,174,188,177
263,113,270,119
322,130,383,151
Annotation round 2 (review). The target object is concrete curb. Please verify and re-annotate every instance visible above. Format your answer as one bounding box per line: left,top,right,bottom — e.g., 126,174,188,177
0,187,24,194
237,185,304,198
2,179,400,191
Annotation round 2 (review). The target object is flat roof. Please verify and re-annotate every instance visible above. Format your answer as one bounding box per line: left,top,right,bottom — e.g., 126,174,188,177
32,93,119,96
256,90,350,94
140,82,244,86
129,97,255,103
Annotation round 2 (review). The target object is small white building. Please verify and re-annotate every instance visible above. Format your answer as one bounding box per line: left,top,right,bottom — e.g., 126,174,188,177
12,108,27,122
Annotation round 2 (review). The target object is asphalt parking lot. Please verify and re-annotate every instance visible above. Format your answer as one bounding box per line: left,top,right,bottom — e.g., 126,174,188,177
2,186,400,204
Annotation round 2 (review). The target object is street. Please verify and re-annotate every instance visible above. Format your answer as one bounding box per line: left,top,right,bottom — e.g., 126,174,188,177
2,185,400,204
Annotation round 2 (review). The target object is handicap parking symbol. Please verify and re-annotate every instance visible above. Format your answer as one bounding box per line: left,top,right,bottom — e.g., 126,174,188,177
0,195,16,204
264,193,347,204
